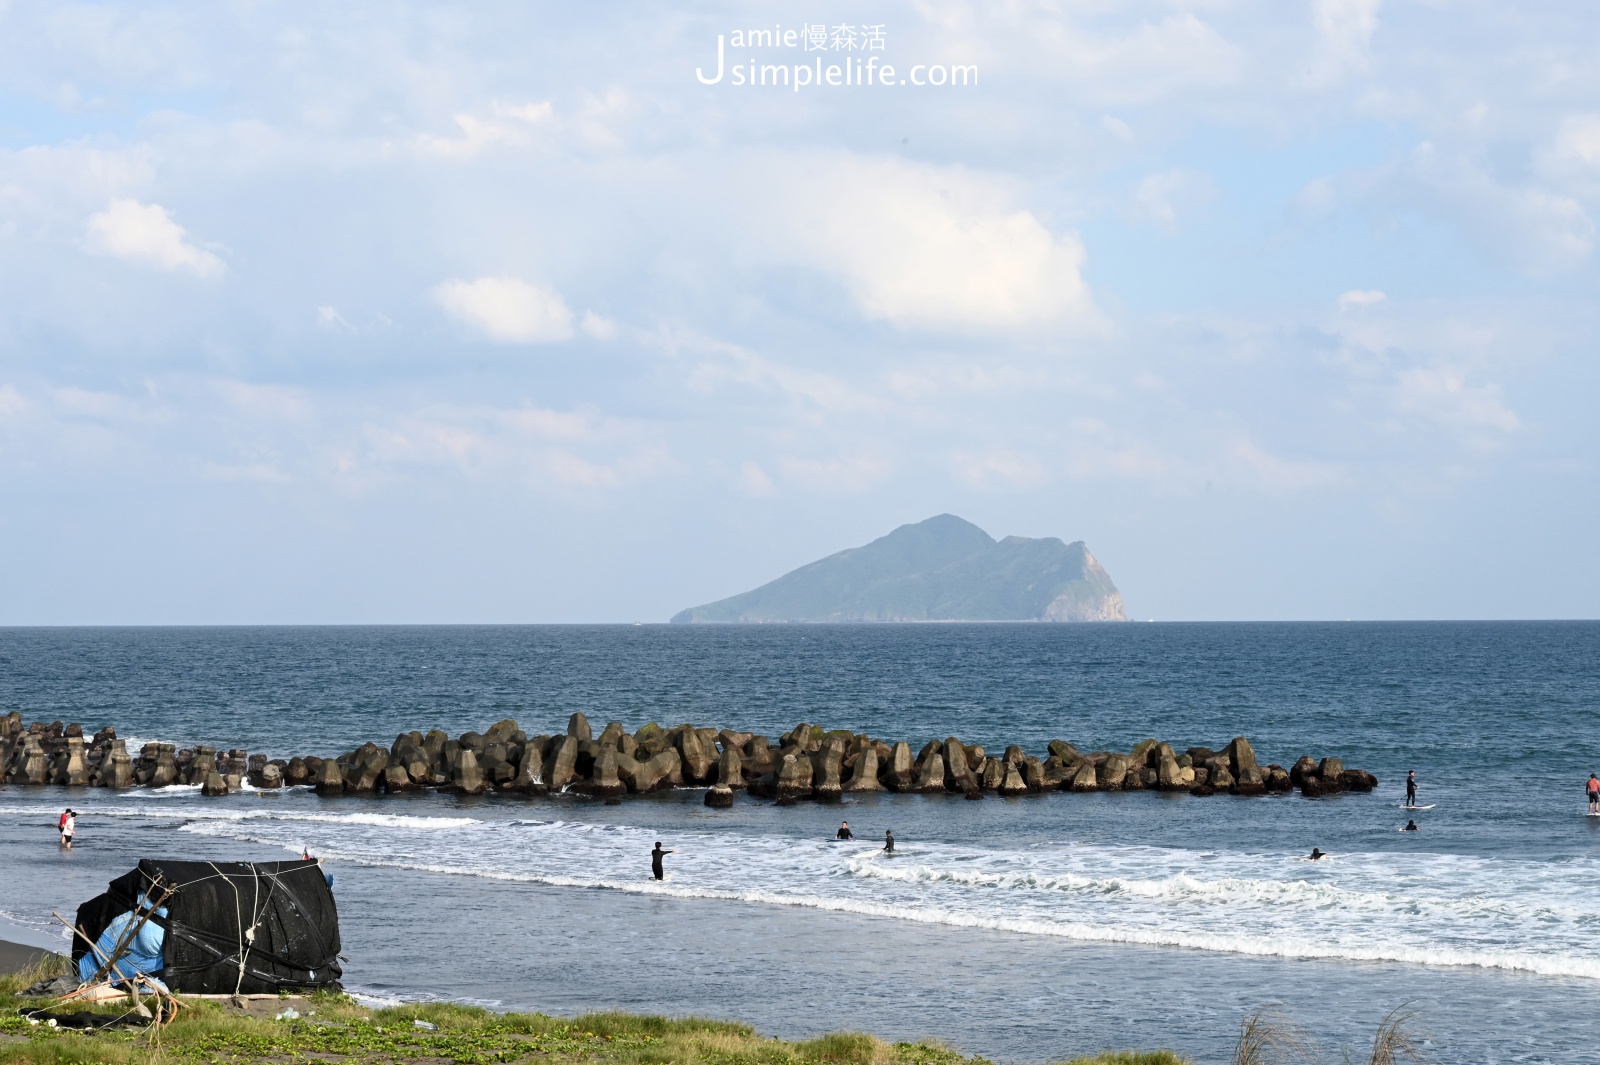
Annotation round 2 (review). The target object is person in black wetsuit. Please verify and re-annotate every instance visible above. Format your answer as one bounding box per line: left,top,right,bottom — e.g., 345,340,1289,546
1406,770,1418,808
1309,848,1326,861
1403,820,1418,832
835,821,853,840
651,841,674,880
883,829,895,853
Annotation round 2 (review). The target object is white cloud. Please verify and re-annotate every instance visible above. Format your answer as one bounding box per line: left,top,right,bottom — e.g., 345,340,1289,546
737,461,776,497
767,153,1098,331
84,199,224,278
432,277,574,344
1311,0,1382,81
316,306,353,332
777,454,890,494
951,448,1049,491
1338,289,1387,310
414,100,555,159
1228,439,1347,491
580,310,617,340
1129,169,1216,232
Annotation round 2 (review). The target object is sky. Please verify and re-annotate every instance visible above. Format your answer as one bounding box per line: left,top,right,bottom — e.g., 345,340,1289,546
0,0,1597,624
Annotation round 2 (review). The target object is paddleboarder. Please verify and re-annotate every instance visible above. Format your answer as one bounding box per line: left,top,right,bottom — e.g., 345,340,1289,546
1406,770,1418,809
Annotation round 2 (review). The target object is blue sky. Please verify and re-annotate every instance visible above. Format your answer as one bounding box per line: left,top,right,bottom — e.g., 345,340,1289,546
0,0,1596,623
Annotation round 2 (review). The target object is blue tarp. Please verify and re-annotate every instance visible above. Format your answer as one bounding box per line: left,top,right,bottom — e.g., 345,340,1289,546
77,907,167,985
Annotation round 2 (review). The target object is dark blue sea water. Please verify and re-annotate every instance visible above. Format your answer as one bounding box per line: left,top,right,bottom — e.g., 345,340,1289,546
3,623,1599,1064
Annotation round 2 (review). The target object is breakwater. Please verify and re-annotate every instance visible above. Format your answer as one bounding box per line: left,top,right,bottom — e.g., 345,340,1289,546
0,710,1376,803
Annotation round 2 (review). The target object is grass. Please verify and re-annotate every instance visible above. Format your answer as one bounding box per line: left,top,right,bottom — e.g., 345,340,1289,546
0,977,1188,1065
1,963,1418,1065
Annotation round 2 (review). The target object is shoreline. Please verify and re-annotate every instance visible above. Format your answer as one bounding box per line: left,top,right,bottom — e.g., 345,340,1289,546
0,940,59,977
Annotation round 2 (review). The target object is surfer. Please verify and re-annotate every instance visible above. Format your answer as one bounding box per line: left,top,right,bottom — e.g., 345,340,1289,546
835,821,853,840
1308,847,1326,861
1588,774,1600,815
1405,770,1418,808
651,841,674,881
1403,819,1418,832
883,829,895,853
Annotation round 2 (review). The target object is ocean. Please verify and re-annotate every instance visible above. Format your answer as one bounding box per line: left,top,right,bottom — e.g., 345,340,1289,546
2,622,1598,1063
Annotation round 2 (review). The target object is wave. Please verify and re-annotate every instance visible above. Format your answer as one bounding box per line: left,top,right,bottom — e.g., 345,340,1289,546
10,791,1600,983
0,804,480,830
169,825,1600,982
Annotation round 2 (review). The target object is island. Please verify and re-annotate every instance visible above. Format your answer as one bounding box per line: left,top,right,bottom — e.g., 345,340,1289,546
669,513,1128,624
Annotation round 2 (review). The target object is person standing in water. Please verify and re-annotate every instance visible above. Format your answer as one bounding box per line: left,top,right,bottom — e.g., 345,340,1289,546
1405,770,1418,808
1587,773,1600,815
1308,848,1326,861
651,841,674,881
835,821,853,840
59,809,75,849
883,829,895,853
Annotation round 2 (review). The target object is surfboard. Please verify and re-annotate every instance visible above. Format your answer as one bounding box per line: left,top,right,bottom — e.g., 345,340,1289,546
1395,802,1436,810
1586,811,1600,818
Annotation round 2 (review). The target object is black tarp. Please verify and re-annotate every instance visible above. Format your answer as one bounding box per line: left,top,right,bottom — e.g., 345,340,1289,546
73,858,341,995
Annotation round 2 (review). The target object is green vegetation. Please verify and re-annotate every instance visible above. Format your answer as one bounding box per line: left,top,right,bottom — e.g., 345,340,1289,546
0,961,1182,1065
1,961,1421,1065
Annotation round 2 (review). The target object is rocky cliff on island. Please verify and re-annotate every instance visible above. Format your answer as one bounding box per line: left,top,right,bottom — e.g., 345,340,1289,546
671,514,1128,623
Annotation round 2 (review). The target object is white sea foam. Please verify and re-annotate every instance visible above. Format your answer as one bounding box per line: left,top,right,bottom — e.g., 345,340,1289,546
158,811,1600,982
9,794,1599,982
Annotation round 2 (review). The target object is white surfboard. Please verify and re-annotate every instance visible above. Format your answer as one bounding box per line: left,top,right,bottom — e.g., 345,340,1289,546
1395,802,1436,810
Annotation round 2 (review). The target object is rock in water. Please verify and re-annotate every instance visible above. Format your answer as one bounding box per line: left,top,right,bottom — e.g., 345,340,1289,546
775,752,814,800
913,752,947,793
543,735,578,791
678,728,715,785
883,742,915,791
151,744,178,788
999,763,1028,796
1157,752,1185,790
1228,737,1259,778
1097,753,1130,790
576,747,627,798
567,713,592,742
716,746,745,789
843,746,884,791
944,738,977,792
103,741,134,789
1070,761,1099,792
452,748,486,795
812,744,844,802
313,758,344,795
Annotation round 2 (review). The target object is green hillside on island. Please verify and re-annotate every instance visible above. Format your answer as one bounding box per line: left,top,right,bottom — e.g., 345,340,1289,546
671,514,1128,624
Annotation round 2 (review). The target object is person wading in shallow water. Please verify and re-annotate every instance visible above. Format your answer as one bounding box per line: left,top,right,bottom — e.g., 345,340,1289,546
835,821,853,840
883,829,895,853
59,809,75,849
651,841,674,881
1308,848,1326,861
1587,773,1600,815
